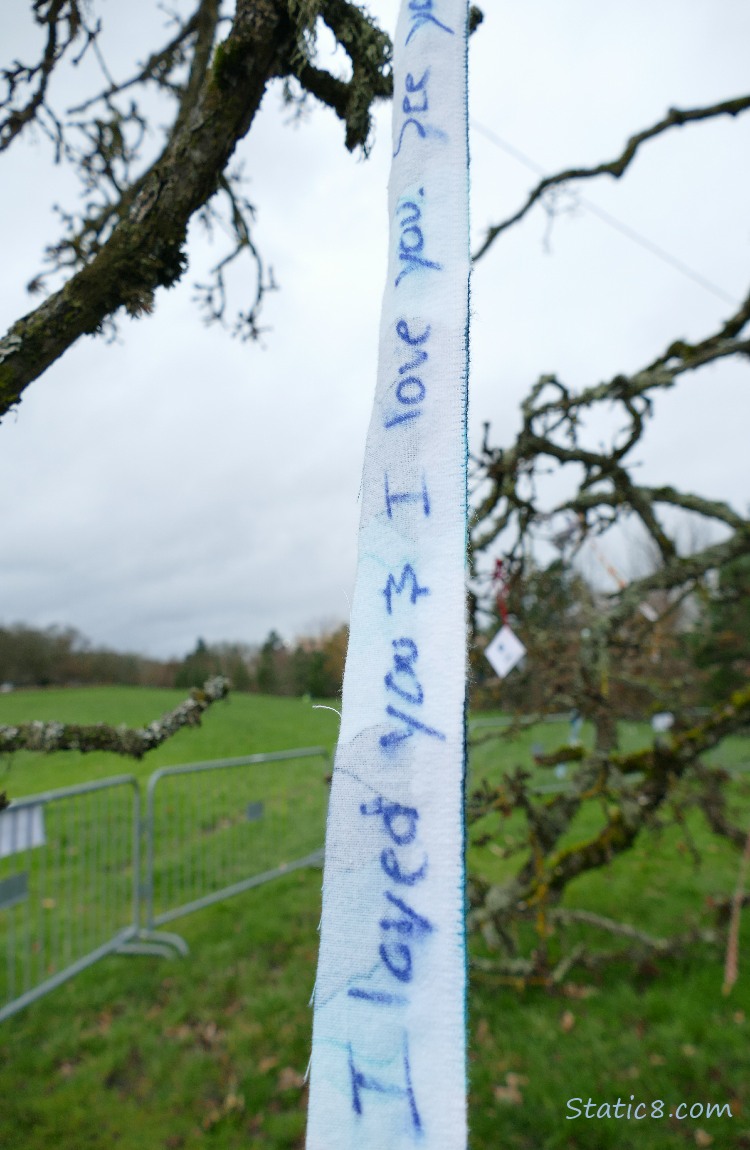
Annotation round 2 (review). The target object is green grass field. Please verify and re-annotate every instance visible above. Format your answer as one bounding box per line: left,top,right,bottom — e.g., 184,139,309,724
1,688,749,1149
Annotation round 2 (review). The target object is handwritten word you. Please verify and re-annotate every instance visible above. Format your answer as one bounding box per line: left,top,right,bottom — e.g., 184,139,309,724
395,189,442,287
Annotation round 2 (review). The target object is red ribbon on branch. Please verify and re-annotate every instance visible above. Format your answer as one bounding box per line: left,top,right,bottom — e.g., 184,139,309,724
492,559,509,624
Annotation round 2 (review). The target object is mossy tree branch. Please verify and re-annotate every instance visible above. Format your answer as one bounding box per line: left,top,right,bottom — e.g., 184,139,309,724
468,690,750,979
0,0,394,419
0,675,230,761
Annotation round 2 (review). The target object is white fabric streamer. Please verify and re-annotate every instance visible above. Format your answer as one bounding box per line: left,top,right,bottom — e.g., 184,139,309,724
306,2,470,1146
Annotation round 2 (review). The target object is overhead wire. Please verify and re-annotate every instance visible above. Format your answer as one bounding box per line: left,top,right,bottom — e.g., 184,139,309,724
470,118,739,307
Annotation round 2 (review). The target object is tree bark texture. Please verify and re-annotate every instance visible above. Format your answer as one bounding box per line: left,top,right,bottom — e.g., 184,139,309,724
0,0,295,416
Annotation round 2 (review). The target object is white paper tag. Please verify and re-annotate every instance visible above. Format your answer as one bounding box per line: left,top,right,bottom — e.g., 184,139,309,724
484,625,526,678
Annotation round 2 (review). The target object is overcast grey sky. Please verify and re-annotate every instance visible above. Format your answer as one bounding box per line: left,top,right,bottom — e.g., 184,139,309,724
1,1,748,658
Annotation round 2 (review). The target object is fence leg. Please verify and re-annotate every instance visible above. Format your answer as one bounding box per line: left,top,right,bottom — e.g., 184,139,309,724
117,932,189,958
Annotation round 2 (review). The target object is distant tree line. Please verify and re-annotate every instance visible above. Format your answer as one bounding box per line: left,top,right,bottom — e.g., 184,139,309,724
3,568,745,711
174,627,348,698
0,622,348,700
0,623,176,690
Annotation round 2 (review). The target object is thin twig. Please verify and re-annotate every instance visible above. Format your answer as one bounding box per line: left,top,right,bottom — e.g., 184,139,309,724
474,94,750,261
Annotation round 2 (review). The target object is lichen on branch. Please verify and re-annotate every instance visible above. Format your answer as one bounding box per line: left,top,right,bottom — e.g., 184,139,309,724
0,0,395,418
0,676,230,760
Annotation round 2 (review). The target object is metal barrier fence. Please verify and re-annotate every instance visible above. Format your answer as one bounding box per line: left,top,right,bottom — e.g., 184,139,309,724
0,775,140,1023
0,747,330,1022
142,748,329,944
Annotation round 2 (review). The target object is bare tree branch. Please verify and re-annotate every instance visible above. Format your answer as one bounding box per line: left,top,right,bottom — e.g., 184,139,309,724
66,7,203,117
473,93,750,261
0,0,87,152
472,284,750,567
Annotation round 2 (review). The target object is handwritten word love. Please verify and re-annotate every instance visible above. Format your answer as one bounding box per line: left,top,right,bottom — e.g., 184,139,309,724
384,319,432,430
